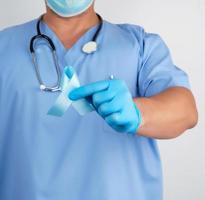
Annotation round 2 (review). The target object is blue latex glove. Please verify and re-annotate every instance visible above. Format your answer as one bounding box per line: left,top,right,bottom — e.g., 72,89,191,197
69,79,142,134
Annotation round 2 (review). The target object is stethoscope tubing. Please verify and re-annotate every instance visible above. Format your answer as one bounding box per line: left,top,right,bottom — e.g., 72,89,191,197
29,14,103,92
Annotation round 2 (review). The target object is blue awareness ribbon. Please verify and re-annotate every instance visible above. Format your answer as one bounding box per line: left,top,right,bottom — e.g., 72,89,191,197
47,66,94,117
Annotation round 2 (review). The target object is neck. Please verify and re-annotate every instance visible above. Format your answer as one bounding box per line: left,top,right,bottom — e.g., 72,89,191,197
43,6,100,49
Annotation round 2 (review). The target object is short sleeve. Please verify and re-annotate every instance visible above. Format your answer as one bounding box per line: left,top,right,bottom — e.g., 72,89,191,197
138,32,190,97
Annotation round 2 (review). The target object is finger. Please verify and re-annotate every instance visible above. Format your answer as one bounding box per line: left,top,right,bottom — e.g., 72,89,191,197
106,123,127,133
105,113,132,133
92,90,115,108
105,112,129,126
105,110,134,126
69,80,110,101
105,111,139,134
97,96,124,117
110,124,132,133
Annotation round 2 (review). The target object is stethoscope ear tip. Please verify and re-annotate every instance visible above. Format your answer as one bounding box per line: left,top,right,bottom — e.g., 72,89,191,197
82,41,97,54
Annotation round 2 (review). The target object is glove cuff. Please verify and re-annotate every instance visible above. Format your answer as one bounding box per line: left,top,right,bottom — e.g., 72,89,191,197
133,102,142,134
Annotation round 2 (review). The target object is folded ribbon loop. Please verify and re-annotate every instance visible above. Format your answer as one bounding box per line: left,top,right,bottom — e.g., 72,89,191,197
47,66,94,117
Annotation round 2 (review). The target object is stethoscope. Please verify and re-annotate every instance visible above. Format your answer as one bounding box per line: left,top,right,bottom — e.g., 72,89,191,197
30,14,103,92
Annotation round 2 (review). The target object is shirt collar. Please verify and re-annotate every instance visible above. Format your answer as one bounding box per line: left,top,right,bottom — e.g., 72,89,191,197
39,17,106,60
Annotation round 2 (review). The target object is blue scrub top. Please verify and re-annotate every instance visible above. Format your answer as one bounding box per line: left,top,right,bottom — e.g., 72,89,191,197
0,17,190,200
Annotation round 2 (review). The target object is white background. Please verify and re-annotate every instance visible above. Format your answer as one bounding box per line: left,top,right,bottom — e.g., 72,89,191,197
0,0,204,199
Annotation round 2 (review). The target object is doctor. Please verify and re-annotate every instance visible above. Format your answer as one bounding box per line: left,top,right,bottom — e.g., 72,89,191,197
0,0,198,200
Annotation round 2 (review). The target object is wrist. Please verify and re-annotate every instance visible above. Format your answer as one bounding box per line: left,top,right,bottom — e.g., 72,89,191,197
133,98,148,135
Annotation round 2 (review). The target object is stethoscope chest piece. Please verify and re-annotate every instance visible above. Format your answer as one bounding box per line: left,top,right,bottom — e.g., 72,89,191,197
82,41,97,54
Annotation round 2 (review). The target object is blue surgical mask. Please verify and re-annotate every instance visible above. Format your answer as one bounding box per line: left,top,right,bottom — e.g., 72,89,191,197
46,0,94,17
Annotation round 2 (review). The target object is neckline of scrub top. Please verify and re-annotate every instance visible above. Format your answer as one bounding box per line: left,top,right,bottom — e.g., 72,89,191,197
40,18,106,63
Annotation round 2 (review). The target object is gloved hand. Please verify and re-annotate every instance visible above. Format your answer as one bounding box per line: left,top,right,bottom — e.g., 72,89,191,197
69,79,142,134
